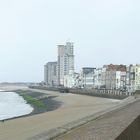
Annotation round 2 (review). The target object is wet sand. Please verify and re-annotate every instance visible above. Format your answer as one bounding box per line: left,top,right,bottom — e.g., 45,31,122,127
15,90,62,117
0,86,121,140
0,90,62,121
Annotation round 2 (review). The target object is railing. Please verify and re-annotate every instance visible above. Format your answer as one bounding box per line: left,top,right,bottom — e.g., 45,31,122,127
69,88,133,99
29,86,134,99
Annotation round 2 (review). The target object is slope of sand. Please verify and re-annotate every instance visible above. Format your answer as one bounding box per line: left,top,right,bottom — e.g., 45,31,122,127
0,86,120,140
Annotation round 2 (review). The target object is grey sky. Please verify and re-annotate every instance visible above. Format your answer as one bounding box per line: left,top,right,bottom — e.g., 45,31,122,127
0,0,140,82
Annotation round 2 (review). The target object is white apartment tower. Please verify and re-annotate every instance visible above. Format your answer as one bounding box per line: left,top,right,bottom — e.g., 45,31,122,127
57,42,74,86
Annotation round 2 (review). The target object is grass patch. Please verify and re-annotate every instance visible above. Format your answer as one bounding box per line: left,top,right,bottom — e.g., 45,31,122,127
21,95,46,108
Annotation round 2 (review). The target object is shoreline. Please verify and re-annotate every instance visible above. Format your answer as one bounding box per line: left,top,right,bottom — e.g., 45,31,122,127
0,90,62,121
0,86,124,140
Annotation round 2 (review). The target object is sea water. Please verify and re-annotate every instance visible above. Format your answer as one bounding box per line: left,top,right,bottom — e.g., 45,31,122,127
0,92,33,120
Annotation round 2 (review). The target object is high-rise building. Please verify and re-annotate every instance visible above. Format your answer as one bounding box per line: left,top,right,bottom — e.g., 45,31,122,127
44,62,57,86
57,42,74,86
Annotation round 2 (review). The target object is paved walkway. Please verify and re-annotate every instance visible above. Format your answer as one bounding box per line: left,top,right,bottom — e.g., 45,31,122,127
54,99,140,140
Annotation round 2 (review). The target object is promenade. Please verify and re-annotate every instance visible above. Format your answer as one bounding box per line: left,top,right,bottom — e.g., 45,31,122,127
0,85,120,140
54,98,140,140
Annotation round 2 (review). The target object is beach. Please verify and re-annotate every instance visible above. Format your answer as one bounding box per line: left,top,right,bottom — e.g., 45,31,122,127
0,85,121,140
0,92,33,121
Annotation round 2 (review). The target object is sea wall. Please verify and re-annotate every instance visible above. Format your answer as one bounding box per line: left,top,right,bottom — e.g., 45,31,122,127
29,86,134,99
116,115,140,140
69,88,130,99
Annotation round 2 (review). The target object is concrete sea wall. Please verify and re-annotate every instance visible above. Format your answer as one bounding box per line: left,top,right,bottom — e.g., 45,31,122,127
116,115,140,140
29,86,133,99
69,88,130,99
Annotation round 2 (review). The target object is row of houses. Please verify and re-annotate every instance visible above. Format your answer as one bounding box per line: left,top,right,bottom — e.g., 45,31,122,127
43,42,140,91
63,64,140,92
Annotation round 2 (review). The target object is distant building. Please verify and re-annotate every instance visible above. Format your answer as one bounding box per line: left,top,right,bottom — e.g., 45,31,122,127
116,71,126,89
126,65,134,91
44,62,57,86
100,66,107,88
57,42,74,86
64,70,81,88
126,64,140,91
82,67,96,88
135,64,140,90
105,64,126,89
94,68,102,89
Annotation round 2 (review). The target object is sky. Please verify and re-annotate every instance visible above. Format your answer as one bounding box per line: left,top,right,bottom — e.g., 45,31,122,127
0,0,140,82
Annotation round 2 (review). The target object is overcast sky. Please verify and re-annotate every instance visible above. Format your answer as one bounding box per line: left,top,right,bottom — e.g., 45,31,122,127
0,0,140,82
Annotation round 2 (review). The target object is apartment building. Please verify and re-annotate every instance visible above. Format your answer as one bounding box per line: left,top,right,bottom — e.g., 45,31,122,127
64,70,81,88
57,42,74,86
126,65,135,90
105,64,126,89
44,62,57,86
100,66,107,88
126,64,140,91
82,67,96,88
135,64,140,89
94,68,102,89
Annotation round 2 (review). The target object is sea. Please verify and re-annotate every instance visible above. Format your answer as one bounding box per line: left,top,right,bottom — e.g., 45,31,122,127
0,91,33,120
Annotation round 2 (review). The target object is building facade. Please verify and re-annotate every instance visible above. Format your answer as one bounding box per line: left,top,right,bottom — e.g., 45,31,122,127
57,42,74,86
126,65,134,91
44,62,57,86
126,64,140,91
82,67,96,88
105,64,126,89
100,66,107,88
135,65,140,90
64,70,81,88
94,68,102,89
116,71,126,89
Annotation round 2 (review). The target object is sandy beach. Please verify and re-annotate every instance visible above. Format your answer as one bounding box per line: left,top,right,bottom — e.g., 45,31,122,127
0,86,121,140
